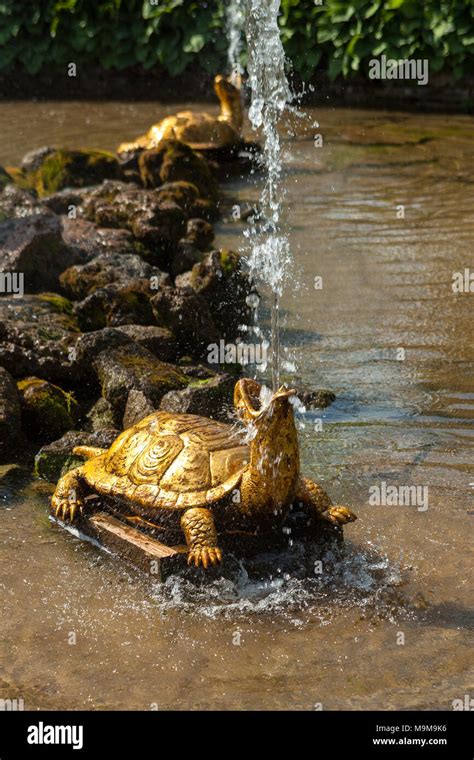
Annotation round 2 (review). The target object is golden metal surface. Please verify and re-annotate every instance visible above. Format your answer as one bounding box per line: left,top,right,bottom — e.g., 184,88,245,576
117,75,243,154
51,379,357,568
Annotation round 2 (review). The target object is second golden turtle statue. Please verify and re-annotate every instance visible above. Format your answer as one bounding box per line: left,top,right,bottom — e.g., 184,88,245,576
117,75,243,154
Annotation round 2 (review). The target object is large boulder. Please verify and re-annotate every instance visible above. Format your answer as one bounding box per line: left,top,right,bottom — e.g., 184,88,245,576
0,214,83,292
138,141,218,202
35,428,119,481
17,376,80,442
150,285,219,357
0,367,22,459
59,217,138,262
113,324,177,363
60,252,170,300
0,294,79,383
26,149,123,197
93,342,188,417
183,218,214,251
176,249,252,340
83,181,187,269
160,373,236,422
73,282,157,331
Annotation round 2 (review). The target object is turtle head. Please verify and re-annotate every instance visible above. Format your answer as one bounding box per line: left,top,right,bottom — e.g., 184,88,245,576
234,378,297,425
214,75,243,133
235,379,300,522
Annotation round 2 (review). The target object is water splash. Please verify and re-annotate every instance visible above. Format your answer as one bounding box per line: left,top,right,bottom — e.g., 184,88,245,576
226,0,245,85
148,541,407,623
244,0,292,391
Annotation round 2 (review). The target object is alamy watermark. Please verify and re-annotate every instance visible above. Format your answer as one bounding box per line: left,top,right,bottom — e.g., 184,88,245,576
452,268,473,293
0,272,24,298
207,339,268,366
0,697,24,710
369,481,428,512
369,55,428,86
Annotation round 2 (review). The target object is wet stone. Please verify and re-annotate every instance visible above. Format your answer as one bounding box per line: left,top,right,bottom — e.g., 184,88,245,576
86,397,122,433
73,282,157,332
123,389,156,429
35,428,119,482
59,217,137,262
159,373,236,422
93,342,188,417
0,294,79,384
17,376,80,443
113,324,177,363
0,185,48,221
0,213,83,292
150,285,219,357
183,218,215,251
60,252,170,300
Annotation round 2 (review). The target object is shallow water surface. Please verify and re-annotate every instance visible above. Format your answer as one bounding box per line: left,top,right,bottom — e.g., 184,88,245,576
0,102,473,710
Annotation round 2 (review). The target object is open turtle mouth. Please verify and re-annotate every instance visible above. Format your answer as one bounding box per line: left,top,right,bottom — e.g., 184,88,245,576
237,378,296,420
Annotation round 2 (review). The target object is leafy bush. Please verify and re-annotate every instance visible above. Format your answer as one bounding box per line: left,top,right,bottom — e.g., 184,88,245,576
0,0,472,80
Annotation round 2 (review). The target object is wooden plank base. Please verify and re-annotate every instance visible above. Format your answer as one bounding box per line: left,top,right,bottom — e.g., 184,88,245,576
50,512,188,580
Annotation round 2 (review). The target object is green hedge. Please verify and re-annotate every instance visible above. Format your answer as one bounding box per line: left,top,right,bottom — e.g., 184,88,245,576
0,0,473,79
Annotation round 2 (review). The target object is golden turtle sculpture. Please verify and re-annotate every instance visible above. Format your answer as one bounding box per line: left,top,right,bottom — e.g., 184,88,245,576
117,75,243,155
51,379,356,568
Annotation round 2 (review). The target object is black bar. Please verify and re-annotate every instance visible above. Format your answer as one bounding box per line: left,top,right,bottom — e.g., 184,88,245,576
0,710,471,758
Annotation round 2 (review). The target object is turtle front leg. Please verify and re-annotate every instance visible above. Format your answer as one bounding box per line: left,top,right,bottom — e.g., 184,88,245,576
296,476,357,527
51,467,87,523
180,507,222,569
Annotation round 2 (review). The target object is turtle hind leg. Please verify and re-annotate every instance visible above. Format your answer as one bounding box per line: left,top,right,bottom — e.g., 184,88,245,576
51,466,88,523
296,476,357,528
180,507,223,569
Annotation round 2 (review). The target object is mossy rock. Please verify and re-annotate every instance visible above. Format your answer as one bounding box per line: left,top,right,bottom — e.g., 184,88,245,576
35,429,119,481
0,294,80,385
186,249,251,339
37,293,74,317
160,373,235,421
94,343,188,417
30,149,123,197
155,181,200,212
139,141,218,202
3,165,37,194
17,377,80,442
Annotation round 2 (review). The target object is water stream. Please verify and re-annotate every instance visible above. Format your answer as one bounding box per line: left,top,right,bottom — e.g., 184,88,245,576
226,0,245,86
245,0,292,391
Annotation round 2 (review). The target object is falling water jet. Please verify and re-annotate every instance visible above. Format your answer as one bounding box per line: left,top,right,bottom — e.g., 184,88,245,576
226,0,245,86
244,0,292,391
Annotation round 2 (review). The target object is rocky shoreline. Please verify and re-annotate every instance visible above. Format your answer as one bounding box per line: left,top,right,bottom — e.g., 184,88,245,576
0,136,334,482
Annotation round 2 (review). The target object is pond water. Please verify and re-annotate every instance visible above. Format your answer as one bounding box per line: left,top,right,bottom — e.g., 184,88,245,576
0,101,473,710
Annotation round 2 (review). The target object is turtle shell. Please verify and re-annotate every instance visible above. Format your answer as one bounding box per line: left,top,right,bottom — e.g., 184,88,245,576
145,112,240,151
82,411,248,510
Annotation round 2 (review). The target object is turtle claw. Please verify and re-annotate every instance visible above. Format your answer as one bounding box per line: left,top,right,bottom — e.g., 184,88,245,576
52,494,83,523
323,505,357,526
187,546,223,569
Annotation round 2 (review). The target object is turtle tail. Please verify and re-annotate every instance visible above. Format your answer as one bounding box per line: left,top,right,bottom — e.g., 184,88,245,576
72,445,107,460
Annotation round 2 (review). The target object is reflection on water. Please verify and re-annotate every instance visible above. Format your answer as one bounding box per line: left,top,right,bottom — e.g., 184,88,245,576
0,103,473,710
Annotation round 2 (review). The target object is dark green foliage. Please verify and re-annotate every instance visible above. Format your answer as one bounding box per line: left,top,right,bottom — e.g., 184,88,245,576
0,1,472,80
